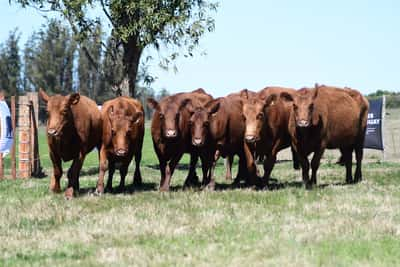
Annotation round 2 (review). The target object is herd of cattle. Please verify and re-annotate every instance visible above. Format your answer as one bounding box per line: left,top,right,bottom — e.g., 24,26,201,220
38,84,369,199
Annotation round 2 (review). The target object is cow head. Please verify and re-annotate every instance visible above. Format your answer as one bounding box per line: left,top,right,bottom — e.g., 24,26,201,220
241,89,276,144
107,105,142,157
39,88,80,137
188,99,220,147
280,87,318,128
147,97,190,140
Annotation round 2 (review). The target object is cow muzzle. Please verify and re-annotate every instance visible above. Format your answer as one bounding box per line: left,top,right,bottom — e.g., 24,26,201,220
47,128,59,136
165,129,177,138
297,120,310,128
115,149,128,156
192,138,204,147
245,135,257,143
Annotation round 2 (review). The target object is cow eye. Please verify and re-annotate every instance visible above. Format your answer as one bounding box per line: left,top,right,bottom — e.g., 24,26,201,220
242,114,246,121
309,103,314,111
189,120,193,126
203,121,209,127
159,113,164,120
257,112,264,120
293,104,298,111
111,129,116,136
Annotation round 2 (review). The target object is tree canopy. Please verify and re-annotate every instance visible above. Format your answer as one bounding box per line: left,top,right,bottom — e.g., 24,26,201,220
10,0,218,97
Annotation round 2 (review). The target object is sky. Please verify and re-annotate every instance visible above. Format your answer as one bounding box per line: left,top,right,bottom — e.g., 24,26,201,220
1,1,399,96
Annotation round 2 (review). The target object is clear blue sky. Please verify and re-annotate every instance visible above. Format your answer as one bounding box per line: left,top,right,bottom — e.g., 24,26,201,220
1,1,399,96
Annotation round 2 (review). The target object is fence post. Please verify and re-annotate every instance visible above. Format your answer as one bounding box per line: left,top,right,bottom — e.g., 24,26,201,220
11,96,16,179
27,92,42,177
0,153,3,179
382,95,386,162
18,96,31,178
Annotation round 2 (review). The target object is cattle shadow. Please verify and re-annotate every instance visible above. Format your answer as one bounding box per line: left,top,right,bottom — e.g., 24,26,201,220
79,182,159,197
146,161,226,171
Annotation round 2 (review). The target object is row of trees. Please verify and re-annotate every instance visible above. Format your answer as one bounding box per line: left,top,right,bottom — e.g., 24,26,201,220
0,20,169,119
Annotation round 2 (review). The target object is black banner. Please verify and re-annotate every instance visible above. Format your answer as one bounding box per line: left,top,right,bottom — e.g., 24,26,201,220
364,97,384,150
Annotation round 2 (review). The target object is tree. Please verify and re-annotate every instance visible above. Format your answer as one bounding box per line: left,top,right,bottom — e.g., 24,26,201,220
10,0,218,97
23,19,76,94
78,23,103,99
0,29,21,96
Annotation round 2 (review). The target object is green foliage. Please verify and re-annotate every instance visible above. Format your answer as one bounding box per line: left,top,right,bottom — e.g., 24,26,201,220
78,23,103,100
23,19,76,95
368,90,400,108
0,29,22,96
10,0,218,96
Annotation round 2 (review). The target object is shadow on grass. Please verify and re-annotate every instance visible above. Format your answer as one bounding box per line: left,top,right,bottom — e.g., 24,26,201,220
146,161,226,171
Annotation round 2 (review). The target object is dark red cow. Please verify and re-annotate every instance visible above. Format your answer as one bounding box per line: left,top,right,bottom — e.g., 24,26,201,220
240,87,299,187
39,89,102,199
147,89,213,191
281,85,369,188
96,97,144,194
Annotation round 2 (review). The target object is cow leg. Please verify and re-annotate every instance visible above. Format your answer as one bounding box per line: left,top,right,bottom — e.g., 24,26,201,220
201,153,214,190
209,149,220,186
310,149,324,186
298,154,311,189
105,161,116,193
291,146,300,170
117,164,128,192
262,153,277,188
65,154,85,199
95,146,108,195
133,150,143,186
160,154,181,192
341,148,353,184
354,145,363,183
243,143,259,187
225,155,233,181
184,153,200,188
49,152,62,193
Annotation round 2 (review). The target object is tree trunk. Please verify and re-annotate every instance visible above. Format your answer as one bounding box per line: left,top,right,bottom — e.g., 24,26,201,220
122,38,142,97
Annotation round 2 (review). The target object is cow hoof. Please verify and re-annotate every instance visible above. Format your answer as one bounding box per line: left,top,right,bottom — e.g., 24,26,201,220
50,186,62,194
305,183,313,190
202,183,215,191
159,187,170,192
64,188,74,200
94,187,104,196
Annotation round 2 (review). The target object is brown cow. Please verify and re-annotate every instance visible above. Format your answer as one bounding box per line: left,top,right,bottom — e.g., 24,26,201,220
280,84,369,188
187,92,253,189
95,97,144,194
240,87,299,187
147,88,213,191
39,89,102,199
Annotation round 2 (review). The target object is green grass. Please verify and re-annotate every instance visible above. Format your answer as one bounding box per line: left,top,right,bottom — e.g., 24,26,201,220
1,125,400,266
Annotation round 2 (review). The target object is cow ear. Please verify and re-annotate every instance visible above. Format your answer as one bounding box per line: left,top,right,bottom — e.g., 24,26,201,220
134,111,143,124
240,89,249,99
265,94,277,107
280,92,294,102
180,98,192,111
313,87,319,100
108,105,115,121
147,98,159,111
68,93,80,106
206,101,220,115
39,88,49,103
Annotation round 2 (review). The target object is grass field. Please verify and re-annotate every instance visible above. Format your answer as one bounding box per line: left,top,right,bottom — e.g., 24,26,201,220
1,119,400,266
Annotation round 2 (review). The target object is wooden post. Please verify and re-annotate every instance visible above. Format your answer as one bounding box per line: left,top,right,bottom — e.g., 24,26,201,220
18,96,31,178
382,95,386,162
11,96,16,179
0,153,3,179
